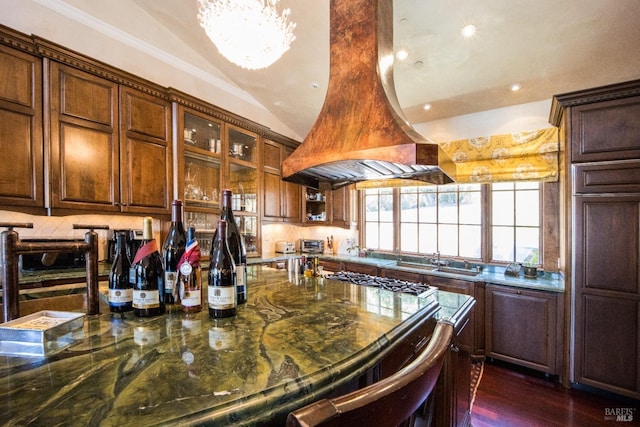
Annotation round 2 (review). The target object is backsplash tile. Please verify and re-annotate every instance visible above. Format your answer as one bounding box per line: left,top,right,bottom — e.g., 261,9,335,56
0,210,157,261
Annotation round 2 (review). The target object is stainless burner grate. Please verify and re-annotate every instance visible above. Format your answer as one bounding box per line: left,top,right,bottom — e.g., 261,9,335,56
326,271,435,296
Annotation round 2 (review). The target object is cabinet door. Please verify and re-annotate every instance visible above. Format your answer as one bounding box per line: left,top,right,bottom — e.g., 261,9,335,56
120,86,172,216
574,195,640,398
330,185,349,226
262,140,282,219
262,142,301,222
0,45,43,209
343,262,378,275
485,284,557,374
570,95,640,163
429,276,478,357
282,148,301,222
263,170,282,219
229,162,259,256
49,62,120,212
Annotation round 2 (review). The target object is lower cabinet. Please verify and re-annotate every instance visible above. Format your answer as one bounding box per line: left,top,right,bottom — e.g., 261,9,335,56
342,261,379,275
428,276,485,360
485,284,561,375
434,322,472,427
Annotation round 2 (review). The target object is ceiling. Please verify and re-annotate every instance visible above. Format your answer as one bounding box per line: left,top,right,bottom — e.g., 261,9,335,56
41,0,640,140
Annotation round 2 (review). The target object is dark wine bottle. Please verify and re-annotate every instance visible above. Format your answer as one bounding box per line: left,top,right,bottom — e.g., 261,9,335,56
208,220,237,318
162,200,186,306
108,230,133,313
132,217,165,317
179,226,202,313
214,189,247,304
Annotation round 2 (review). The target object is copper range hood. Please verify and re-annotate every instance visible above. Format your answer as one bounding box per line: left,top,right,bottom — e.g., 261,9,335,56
282,0,455,190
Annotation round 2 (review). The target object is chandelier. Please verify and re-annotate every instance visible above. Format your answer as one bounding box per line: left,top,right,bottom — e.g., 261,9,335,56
197,0,296,70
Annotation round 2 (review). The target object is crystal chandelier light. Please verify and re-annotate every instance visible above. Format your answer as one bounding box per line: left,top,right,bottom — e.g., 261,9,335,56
197,0,296,70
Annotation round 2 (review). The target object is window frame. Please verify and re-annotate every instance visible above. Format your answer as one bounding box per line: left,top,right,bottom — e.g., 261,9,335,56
360,182,545,266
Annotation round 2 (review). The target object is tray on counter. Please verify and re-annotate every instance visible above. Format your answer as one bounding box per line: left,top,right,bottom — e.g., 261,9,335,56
0,310,85,357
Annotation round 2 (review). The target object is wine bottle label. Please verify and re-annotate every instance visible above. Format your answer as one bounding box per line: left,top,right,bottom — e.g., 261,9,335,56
237,264,245,286
207,285,235,309
109,288,133,304
165,271,177,291
181,288,201,308
133,289,161,308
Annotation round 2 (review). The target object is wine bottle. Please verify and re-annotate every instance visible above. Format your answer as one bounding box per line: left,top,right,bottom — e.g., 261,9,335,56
162,200,186,305
132,217,165,317
214,189,247,304
208,220,237,318
108,230,133,313
179,226,202,313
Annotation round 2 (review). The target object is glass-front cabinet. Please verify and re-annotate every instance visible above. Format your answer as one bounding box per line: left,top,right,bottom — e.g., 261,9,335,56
178,108,224,257
227,125,260,256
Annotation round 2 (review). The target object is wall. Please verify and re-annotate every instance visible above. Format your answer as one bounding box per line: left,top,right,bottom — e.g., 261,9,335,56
0,210,154,262
414,100,553,142
0,0,298,140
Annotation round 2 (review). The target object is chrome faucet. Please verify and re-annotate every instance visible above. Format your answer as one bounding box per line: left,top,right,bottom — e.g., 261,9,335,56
432,251,440,266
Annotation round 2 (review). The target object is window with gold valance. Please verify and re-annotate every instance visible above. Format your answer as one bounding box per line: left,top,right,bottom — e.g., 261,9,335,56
439,127,559,184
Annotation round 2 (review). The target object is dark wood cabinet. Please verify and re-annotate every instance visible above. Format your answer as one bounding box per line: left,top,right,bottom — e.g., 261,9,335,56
380,268,424,283
0,42,43,210
485,284,560,375
552,79,640,399
428,276,484,360
49,62,172,215
263,140,301,223
49,62,120,213
573,194,640,397
342,261,379,275
330,185,356,227
119,86,172,215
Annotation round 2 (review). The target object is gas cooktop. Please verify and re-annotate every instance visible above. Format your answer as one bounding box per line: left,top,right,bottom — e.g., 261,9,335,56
326,271,436,297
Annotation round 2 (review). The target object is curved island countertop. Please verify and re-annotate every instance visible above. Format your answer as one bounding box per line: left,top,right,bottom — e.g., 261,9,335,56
0,266,473,426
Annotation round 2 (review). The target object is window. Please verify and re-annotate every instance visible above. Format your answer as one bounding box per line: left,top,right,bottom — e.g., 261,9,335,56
363,182,541,264
491,182,540,263
398,184,481,257
364,188,394,251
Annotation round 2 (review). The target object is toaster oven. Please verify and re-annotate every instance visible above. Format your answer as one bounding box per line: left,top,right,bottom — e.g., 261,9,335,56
275,241,296,253
299,239,324,254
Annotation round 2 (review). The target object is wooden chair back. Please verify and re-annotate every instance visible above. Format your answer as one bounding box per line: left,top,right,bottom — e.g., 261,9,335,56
286,320,454,427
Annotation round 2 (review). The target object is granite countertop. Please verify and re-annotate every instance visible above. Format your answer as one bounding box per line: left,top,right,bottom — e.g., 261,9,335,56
0,266,473,426
14,252,564,294
257,253,565,293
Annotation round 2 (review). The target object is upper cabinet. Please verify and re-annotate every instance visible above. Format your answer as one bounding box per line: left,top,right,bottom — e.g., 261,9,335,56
262,140,301,223
48,61,172,216
303,185,357,227
227,125,260,256
0,42,43,211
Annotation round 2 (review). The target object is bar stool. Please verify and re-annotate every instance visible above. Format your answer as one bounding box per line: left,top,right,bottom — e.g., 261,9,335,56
286,320,454,427
0,223,106,323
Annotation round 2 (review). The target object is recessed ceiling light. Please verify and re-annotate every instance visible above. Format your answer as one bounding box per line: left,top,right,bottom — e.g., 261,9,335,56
461,24,476,38
423,103,432,111
510,83,521,92
396,49,408,61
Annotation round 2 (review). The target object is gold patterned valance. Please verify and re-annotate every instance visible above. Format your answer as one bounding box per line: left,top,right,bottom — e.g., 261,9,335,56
439,127,559,183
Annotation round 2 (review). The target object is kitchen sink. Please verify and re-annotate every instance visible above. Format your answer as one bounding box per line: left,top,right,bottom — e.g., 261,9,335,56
435,267,481,277
395,261,437,271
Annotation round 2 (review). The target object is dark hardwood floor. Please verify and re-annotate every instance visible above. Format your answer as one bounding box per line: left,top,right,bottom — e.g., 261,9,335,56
471,361,640,426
